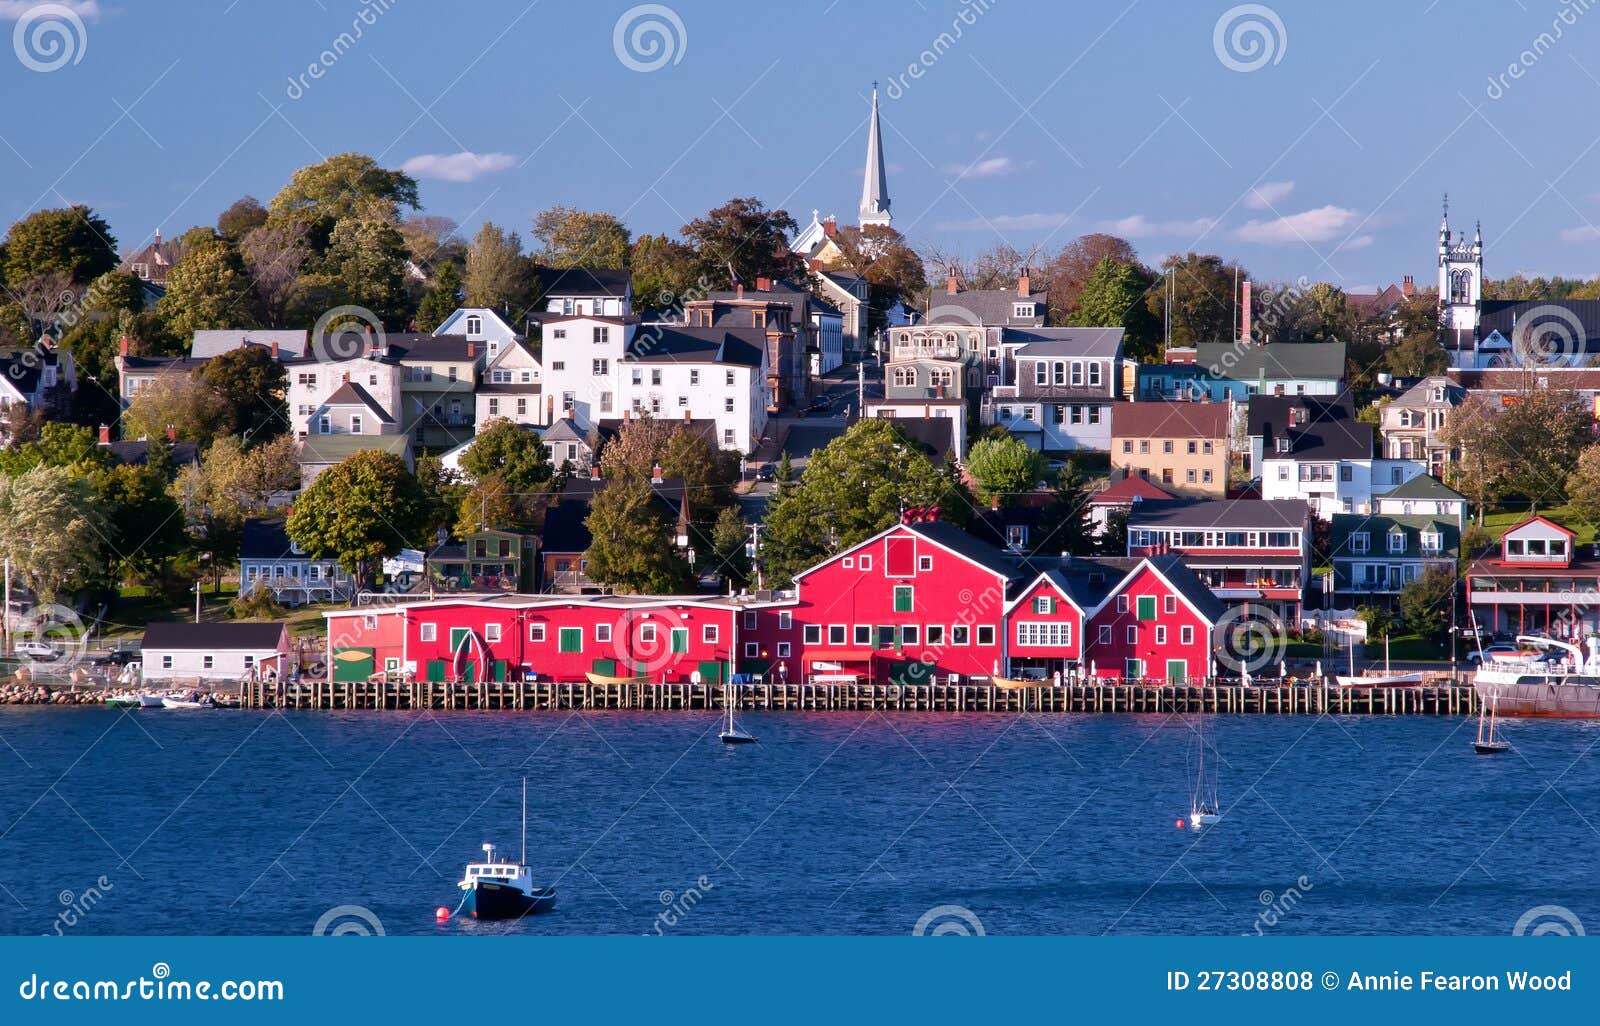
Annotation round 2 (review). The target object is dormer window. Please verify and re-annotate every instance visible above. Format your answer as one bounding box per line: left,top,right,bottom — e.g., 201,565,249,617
1351,532,1369,554
1275,437,1291,454
1420,531,1442,555
1013,303,1034,318
1431,386,1444,403
1387,529,1405,554
466,315,482,335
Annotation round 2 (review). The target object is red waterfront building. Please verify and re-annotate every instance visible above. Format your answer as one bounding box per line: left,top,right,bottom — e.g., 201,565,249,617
1466,515,1600,638
323,520,1229,685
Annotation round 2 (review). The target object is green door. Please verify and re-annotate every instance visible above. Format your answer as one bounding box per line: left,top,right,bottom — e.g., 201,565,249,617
1167,659,1187,683
450,627,471,652
492,660,507,682
426,660,447,682
697,660,724,684
592,658,618,677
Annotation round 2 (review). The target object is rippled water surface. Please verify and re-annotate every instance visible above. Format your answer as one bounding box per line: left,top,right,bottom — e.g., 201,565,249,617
1,708,1595,935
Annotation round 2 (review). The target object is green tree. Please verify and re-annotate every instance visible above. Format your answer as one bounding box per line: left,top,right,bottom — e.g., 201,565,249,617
1098,507,1129,556
172,434,299,568
4,206,117,284
630,233,701,310
1565,443,1600,527
680,197,802,289
1386,296,1448,377
1398,566,1455,638
267,154,419,235
157,236,257,338
775,450,793,484
459,417,552,493
415,259,463,332
1147,252,1248,347
532,206,631,269
583,478,691,594
201,344,288,441
0,422,106,476
1069,257,1162,362
760,419,953,586
710,505,751,590
1495,385,1592,510
322,214,411,326
464,222,535,315
286,450,427,587
1032,459,1094,557
1043,233,1140,321
92,462,190,580
965,435,1046,505
456,473,518,535
0,464,108,601
413,454,466,540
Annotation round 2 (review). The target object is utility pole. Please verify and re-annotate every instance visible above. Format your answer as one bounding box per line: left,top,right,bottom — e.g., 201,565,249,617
2,558,9,656
749,523,763,592
857,358,864,415
194,581,202,624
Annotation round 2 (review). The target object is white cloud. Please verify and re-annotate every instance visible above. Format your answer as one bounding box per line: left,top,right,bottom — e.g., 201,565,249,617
1232,205,1360,244
400,151,516,183
1560,225,1600,243
942,156,1023,179
1244,180,1294,210
1339,235,1375,252
1095,214,1219,239
0,1,98,18
938,212,1070,232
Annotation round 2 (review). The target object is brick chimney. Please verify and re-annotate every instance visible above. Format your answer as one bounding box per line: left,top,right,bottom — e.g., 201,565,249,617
755,276,772,292
651,463,664,483
990,494,1000,511
466,341,475,359
735,283,745,299
946,268,959,295
1017,268,1030,297
546,395,555,421
565,405,575,421
1240,280,1253,344
1402,275,1415,297
590,465,601,481
97,424,110,444
808,258,824,272
822,215,837,237
683,409,692,423
118,336,129,357
622,408,630,422
270,340,279,360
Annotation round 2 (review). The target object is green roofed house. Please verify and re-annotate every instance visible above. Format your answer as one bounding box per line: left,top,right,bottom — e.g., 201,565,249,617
296,433,414,489
1329,513,1459,605
1137,341,1346,403
1372,473,1468,531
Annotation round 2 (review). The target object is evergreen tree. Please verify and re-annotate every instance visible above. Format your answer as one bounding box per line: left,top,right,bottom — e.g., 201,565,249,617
583,478,691,594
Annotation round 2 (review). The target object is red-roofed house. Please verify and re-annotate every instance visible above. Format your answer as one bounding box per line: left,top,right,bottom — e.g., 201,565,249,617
1111,401,1234,499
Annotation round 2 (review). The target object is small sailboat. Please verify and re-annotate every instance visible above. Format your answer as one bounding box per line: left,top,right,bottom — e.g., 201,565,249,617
453,780,557,920
1474,685,1510,755
719,681,756,744
1188,710,1221,828
1334,634,1423,687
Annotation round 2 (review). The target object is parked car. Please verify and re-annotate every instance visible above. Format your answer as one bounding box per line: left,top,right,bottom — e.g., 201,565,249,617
15,640,62,661
1467,643,1528,665
756,463,777,482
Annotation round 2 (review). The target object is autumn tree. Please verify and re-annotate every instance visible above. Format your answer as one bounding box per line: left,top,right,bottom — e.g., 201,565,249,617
1148,252,1248,347
217,196,269,241
157,234,257,338
464,222,535,316
829,225,928,333
239,221,310,327
267,153,419,238
680,197,802,289
0,464,108,601
122,372,233,442
1044,233,1140,321
532,206,631,269
630,233,702,311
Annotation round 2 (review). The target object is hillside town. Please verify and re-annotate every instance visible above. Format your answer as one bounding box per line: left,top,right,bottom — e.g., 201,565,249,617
5,91,1600,694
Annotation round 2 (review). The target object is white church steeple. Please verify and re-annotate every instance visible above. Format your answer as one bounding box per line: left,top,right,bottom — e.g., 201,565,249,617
859,85,891,229
1438,193,1481,335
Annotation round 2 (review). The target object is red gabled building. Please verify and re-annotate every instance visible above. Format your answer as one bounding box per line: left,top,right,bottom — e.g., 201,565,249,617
1466,515,1598,639
1085,554,1226,682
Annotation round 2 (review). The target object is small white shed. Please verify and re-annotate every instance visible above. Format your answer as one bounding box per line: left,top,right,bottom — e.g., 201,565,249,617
139,622,293,682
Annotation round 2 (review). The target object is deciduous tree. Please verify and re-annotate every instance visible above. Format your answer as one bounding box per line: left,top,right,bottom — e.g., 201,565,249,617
464,222,535,316
286,450,428,587
4,206,117,284
0,464,108,601
965,435,1046,505
157,235,257,338
583,478,691,594
532,206,631,269
680,197,802,289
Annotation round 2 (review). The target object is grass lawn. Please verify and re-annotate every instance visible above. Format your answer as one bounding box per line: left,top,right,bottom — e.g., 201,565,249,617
97,584,337,642
1480,503,1596,545
1377,634,1452,661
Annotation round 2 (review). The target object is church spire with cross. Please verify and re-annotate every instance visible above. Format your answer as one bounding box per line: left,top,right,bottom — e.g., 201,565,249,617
859,83,892,229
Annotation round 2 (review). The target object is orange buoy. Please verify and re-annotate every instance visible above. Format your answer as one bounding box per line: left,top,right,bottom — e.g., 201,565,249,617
435,906,450,921
1175,819,1186,829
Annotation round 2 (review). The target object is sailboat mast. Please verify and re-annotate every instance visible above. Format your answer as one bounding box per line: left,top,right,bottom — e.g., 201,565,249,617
521,777,527,867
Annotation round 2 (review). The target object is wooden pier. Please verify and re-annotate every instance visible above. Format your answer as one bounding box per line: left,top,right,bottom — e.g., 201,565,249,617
236,678,1478,716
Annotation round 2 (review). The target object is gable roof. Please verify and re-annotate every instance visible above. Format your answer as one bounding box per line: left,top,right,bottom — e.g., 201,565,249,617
1378,474,1466,503
239,518,322,560
905,521,1018,578
1501,514,1576,540
1003,568,1088,617
140,621,288,652
321,381,396,423
927,287,1049,327
1251,396,1371,461
1330,513,1459,560
539,418,588,445
1100,554,1227,625
103,439,201,469
297,434,411,465
1091,473,1177,505
434,307,523,339
1002,326,1125,359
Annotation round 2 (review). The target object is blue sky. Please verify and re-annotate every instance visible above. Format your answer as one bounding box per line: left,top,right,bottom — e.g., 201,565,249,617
2,0,1598,291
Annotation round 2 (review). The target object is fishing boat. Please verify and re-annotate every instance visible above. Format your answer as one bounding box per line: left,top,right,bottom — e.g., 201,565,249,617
991,676,1034,690
1471,635,1600,718
161,693,216,709
1474,685,1509,754
719,681,755,744
103,693,139,708
452,781,556,920
584,671,649,686
136,694,165,708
